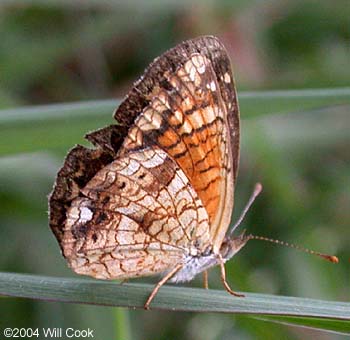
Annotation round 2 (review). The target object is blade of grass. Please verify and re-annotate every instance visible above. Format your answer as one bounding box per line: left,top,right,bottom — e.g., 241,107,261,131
0,100,117,155
1,272,350,334
0,88,349,156
239,87,350,118
1,87,349,123
254,315,350,336
0,99,117,124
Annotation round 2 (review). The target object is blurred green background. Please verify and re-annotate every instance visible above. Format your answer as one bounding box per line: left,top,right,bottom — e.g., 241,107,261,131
0,1,349,339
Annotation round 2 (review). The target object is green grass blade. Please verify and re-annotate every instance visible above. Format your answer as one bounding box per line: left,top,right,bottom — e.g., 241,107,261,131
0,99,118,124
0,272,349,336
0,87,349,156
1,87,349,123
254,315,350,336
239,87,350,118
0,100,116,155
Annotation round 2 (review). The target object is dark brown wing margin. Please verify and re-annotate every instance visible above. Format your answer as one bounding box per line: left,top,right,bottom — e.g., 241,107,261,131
49,146,114,249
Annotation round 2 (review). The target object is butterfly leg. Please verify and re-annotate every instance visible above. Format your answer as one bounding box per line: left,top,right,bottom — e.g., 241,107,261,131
144,263,184,310
203,270,209,289
217,254,245,297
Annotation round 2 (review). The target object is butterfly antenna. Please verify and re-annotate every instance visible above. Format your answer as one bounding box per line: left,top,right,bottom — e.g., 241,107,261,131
247,234,339,263
229,183,262,236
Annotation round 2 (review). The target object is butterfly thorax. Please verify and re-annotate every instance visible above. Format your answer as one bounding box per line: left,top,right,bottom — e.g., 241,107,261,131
170,231,249,283
169,252,217,283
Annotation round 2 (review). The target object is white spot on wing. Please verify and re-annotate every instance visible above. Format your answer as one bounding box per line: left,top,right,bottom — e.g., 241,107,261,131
202,105,216,124
174,110,184,124
224,72,231,83
191,54,206,74
79,207,93,224
210,80,216,91
188,110,204,129
142,152,165,169
181,120,193,134
119,159,140,176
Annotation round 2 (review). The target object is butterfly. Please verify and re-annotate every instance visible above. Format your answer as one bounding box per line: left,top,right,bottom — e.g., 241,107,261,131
49,36,252,309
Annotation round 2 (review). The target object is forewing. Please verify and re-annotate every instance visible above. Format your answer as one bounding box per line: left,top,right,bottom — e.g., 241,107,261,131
114,36,239,252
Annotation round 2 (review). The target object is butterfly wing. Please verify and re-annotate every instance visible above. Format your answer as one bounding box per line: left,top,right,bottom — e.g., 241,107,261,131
49,36,239,279
113,36,239,252
55,146,211,279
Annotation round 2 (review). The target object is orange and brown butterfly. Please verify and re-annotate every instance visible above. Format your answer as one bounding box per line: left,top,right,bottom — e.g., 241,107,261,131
49,36,251,308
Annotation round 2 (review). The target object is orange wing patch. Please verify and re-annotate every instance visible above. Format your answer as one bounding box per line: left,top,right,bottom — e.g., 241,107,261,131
121,53,233,252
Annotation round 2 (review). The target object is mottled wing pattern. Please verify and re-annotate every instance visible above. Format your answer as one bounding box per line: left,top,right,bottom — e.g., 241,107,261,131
114,36,239,252
58,147,211,279
49,36,239,280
